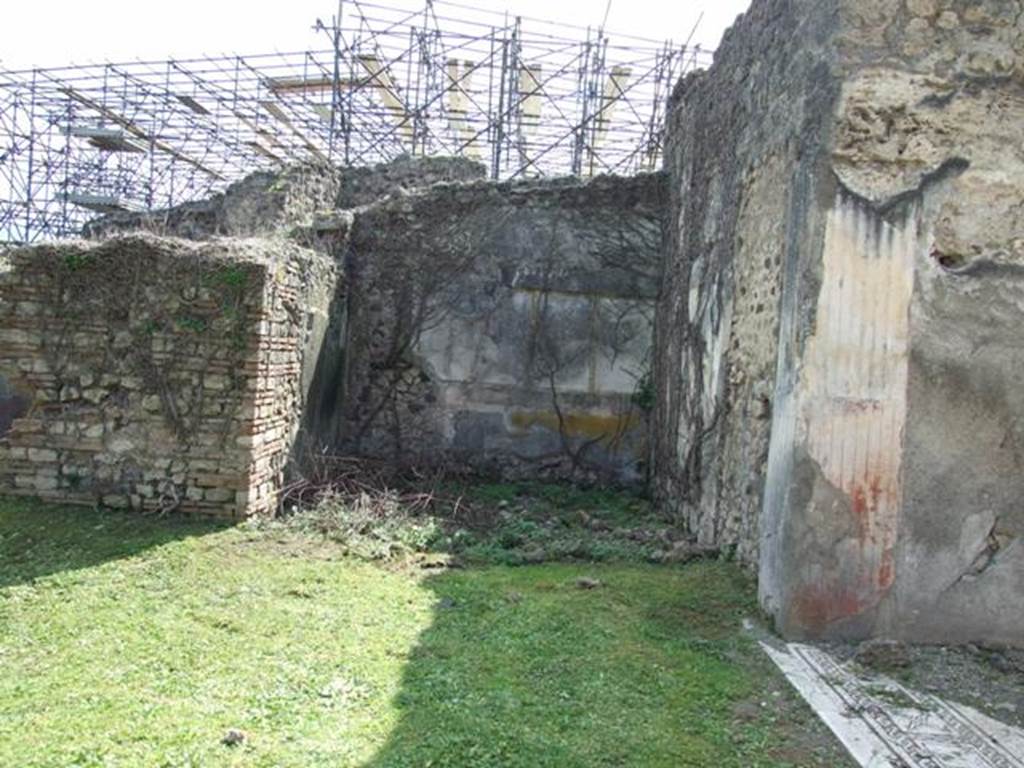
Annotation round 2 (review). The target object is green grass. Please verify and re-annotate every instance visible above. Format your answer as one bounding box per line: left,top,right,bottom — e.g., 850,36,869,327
450,481,668,565
0,496,848,767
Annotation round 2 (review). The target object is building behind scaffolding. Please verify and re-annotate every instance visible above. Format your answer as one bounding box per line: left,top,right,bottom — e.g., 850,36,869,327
0,0,711,244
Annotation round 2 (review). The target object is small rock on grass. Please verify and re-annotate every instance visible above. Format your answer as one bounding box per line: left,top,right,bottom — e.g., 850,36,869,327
419,553,463,570
658,541,719,564
986,649,1024,674
522,546,547,564
222,728,247,747
854,638,911,670
732,700,763,722
575,576,603,590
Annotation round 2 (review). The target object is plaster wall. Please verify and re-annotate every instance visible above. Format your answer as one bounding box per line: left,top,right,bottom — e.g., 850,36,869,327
658,0,1024,642
326,174,665,483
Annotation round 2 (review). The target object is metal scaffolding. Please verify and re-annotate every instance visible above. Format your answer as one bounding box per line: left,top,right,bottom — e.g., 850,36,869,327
0,0,712,244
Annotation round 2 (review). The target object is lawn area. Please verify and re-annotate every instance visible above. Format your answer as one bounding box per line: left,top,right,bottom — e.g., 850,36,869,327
0,495,849,767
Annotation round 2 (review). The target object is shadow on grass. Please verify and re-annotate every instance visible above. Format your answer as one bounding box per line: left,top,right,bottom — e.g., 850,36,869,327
0,496,229,590
358,561,823,768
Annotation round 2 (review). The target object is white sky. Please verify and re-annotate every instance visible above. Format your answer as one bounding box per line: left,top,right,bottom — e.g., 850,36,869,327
1,0,750,71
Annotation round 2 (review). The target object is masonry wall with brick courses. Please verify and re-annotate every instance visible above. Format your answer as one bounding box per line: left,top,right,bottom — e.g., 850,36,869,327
0,234,337,517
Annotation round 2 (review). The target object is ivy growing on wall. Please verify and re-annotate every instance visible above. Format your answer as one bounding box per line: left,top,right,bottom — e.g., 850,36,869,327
44,237,258,444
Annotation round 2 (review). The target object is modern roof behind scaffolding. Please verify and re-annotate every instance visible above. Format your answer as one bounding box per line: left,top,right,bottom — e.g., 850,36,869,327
0,0,712,244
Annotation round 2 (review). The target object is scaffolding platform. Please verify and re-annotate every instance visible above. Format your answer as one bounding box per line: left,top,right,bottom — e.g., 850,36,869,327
65,193,144,214
69,127,147,153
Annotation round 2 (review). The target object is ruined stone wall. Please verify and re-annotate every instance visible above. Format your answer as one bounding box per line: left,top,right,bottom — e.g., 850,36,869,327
319,173,665,483
84,164,342,241
653,0,839,561
336,155,486,208
657,0,1024,644
0,235,336,516
3,156,659,519
84,156,487,241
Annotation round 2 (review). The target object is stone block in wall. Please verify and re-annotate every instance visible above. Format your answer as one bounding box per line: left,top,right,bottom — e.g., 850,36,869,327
655,0,1024,645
